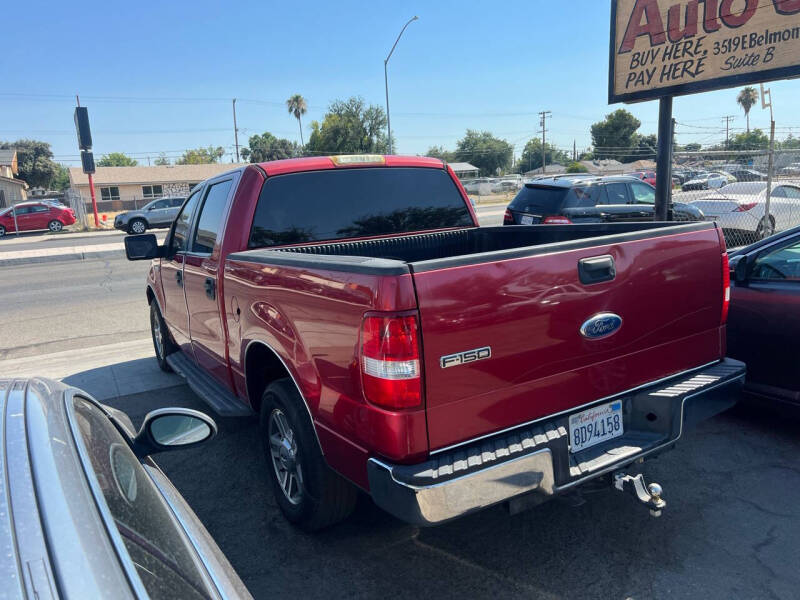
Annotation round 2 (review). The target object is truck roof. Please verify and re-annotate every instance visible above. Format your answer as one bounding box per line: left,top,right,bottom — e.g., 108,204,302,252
256,155,446,177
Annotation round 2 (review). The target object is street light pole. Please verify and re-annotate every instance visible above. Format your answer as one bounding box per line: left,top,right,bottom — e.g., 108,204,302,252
384,15,418,155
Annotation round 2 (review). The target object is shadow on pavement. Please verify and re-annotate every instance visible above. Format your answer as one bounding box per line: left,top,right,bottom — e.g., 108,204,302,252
63,356,181,402
104,387,800,600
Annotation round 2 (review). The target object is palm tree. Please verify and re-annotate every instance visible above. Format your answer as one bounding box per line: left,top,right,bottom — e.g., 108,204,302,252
286,94,308,146
737,87,759,133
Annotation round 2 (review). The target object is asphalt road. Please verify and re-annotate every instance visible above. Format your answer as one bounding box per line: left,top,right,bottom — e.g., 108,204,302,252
111,387,800,600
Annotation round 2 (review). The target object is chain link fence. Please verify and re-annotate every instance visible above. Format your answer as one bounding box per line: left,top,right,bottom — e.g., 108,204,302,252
672,148,800,249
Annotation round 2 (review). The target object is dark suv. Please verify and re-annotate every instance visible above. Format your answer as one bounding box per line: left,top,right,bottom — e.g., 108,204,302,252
504,175,704,225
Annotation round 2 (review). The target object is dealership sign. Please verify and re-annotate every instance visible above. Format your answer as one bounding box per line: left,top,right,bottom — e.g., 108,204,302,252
610,0,800,103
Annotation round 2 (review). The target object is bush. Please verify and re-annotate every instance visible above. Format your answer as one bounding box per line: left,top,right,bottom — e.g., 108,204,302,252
566,162,588,173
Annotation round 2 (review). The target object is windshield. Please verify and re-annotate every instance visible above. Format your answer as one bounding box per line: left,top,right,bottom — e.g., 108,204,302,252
249,167,473,247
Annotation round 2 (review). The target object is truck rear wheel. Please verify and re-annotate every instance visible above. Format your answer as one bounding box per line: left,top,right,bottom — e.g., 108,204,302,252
260,379,357,531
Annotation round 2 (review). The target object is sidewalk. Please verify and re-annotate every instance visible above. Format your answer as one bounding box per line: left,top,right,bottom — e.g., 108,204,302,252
0,240,126,266
2,338,182,401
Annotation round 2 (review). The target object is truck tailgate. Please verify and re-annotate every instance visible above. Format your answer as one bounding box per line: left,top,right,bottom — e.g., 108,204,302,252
412,226,725,451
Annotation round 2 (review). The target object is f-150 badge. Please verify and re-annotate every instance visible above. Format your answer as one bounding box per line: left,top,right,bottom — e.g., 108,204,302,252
580,313,623,340
440,347,492,369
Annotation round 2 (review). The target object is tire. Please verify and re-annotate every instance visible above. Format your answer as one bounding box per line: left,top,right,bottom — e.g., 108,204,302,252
0,225,5,237
755,215,776,240
260,379,357,531
150,302,176,372
48,220,63,232
129,219,147,234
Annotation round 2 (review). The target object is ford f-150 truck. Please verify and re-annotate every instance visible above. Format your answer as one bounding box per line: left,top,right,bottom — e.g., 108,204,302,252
124,154,745,531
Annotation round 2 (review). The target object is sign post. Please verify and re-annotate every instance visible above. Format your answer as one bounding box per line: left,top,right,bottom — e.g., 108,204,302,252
74,100,99,228
609,0,800,221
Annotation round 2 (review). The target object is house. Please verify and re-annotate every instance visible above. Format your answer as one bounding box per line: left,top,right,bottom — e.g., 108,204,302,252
448,162,480,179
68,163,247,211
524,163,567,177
0,149,28,208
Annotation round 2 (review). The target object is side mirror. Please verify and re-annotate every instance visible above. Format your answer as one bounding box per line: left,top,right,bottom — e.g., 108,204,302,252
729,254,749,285
124,233,165,260
131,408,217,458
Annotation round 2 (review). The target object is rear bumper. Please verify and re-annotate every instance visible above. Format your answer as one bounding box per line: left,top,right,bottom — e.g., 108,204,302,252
368,358,745,526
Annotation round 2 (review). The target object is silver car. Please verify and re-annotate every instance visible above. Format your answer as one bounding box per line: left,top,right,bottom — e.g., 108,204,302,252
1,377,252,599
115,197,186,234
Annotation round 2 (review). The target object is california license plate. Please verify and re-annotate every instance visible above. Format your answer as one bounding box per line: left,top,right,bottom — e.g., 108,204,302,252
568,400,623,453
521,215,534,225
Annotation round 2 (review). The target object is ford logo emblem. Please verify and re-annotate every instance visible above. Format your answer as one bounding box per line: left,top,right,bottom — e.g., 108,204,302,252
580,313,623,340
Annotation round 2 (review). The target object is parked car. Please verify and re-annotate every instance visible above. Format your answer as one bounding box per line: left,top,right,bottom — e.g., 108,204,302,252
779,163,800,176
491,179,522,193
727,226,800,407
0,201,76,236
682,172,734,191
0,377,252,599
503,175,704,225
687,181,800,242
124,155,744,530
115,197,186,234
625,171,656,186
729,168,767,182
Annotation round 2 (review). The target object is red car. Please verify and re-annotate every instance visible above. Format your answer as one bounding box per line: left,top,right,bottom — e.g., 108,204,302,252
0,201,76,236
125,155,744,530
626,171,657,186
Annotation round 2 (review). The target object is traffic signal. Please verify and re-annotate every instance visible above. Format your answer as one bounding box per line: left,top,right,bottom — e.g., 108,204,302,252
81,150,96,174
74,107,93,150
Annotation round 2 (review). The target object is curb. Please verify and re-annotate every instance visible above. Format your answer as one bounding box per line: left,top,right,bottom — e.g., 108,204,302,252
0,248,125,267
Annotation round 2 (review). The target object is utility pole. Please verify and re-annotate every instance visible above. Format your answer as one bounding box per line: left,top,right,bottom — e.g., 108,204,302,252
539,111,551,174
232,99,240,162
384,16,419,155
761,84,775,239
573,139,577,162
722,115,736,149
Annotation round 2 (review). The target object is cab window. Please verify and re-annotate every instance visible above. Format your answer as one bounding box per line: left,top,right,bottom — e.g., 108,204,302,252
751,238,800,281
192,179,233,254
630,183,655,204
170,189,201,254
604,183,629,205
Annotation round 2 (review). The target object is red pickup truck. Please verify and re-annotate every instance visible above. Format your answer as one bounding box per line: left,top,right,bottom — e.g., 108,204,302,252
125,154,745,531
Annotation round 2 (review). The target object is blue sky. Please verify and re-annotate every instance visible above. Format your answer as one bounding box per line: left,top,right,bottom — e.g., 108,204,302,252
3,0,800,166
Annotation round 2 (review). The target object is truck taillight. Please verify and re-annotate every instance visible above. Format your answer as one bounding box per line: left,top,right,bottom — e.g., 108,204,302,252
721,253,730,325
503,209,514,224
360,313,422,409
543,216,572,224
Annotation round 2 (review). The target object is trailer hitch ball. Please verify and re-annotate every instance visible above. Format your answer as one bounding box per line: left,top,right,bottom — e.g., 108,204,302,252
613,471,667,517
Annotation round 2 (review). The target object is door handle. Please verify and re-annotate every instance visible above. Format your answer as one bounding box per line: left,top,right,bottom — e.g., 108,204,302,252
175,270,183,287
204,277,216,300
578,255,616,285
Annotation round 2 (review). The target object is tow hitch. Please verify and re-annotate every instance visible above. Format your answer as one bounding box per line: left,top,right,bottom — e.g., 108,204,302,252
612,471,666,517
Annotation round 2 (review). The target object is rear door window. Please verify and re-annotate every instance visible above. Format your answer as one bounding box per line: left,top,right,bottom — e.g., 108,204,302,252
562,185,603,208
192,179,233,254
249,167,473,248
604,183,629,205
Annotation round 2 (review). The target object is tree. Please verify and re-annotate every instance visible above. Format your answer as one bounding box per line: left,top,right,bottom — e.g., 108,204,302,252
305,97,390,155
176,146,224,165
590,109,641,160
737,87,759,133
154,153,171,166
516,138,569,173
241,132,300,162
780,134,800,150
98,152,138,167
566,162,588,173
623,133,658,163
0,139,59,189
728,129,769,151
425,145,456,162
454,130,513,176
52,164,71,190
286,94,308,146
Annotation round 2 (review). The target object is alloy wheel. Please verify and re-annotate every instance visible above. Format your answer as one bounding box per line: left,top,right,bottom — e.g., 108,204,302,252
49,220,63,232
131,220,146,234
151,308,164,359
268,409,304,505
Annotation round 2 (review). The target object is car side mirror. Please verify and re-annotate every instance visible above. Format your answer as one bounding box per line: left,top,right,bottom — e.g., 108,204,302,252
131,408,217,458
124,233,165,260
729,254,749,285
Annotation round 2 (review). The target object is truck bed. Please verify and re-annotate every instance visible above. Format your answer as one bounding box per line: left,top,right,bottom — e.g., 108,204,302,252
230,222,715,274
